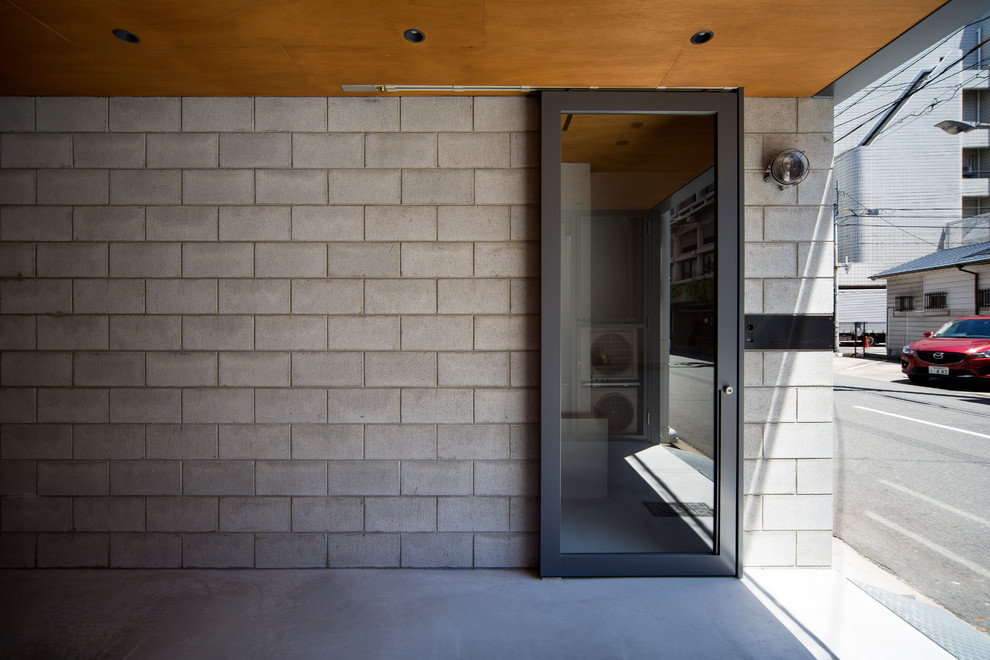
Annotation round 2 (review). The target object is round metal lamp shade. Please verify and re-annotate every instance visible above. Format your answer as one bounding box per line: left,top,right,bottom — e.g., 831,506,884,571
765,149,809,188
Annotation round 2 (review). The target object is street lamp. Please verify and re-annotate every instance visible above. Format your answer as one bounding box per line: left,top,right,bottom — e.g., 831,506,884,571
935,120,990,134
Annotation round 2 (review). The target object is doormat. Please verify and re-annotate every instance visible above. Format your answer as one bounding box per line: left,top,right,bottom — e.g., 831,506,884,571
643,502,714,517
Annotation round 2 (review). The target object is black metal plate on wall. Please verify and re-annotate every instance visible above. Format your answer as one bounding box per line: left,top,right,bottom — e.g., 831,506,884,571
745,314,834,350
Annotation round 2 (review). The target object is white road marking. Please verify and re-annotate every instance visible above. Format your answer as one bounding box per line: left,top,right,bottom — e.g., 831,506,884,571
853,406,990,440
847,362,875,371
878,479,990,529
864,511,990,581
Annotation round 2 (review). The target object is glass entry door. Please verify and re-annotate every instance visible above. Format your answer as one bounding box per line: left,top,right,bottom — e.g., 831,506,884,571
541,91,741,577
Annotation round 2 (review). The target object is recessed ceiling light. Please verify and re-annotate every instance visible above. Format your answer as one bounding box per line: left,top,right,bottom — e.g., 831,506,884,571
112,29,141,44
690,30,714,45
404,29,426,43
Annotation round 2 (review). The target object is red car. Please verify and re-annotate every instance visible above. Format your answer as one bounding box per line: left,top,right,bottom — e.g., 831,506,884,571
901,316,990,384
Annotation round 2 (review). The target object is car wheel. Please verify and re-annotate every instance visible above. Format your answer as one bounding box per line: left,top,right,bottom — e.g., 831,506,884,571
908,373,929,385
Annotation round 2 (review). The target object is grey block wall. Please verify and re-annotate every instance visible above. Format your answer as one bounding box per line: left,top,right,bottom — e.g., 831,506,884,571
0,95,834,569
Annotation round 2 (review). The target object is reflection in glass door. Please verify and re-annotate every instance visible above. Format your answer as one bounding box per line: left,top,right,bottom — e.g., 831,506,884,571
541,92,740,577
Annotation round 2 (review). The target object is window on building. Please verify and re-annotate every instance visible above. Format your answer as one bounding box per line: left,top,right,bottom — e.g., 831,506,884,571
924,291,947,310
682,259,695,280
895,295,915,311
979,288,990,311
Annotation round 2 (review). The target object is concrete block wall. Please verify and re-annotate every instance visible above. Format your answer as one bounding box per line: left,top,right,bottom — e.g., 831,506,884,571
0,96,540,568
743,97,836,567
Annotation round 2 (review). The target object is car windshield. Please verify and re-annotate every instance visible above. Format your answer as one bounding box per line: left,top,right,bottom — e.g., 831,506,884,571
932,318,990,338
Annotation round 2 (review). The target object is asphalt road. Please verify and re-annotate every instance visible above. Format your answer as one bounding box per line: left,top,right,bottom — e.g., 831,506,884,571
833,354,990,633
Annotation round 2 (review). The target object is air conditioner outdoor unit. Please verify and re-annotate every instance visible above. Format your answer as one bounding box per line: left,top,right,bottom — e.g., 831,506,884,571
590,387,640,435
584,329,638,382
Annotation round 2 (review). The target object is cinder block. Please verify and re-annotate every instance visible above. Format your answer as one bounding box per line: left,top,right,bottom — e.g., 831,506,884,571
438,352,509,387
182,388,254,423
37,461,107,495
796,530,832,566
37,533,108,567
475,388,538,424
365,351,435,387
291,279,362,314
256,315,327,350
328,533,399,567
0,389,39,424
2,496,71,531
256,460,327,495
110,315,181,350
401,389,473,424
0,461,37,495
474,97,539,132
762,422,834,459
512,273,544,313
36,243,107,278
110,97,180,132
291,205,363,241
402,243,472,277
509,351,539,388
401,97,472,132
146,132,218,168
220,133,290,168
219,352,288,387
798,98,834,133
508,206,537,244
401,169,474,204
72,497,145,531
109,169,181,205
147,279,217,314
292,133,364,168
745,243,797,278
438,424,509,460
291,424,363,460
365,279,436,315
110,532,181,567
0,316,36,350
1,206,71,241
744,278,764,314
109,460,181,495
219,496,289,532
474,459,538,496
2,133,72,168
0,244,34,278
366,496,436,532
0,425,69,459
748,386,798,426
328,316,400,350
438,497,509,532
255,242,326,277
182,243,253,277
744,458,796,495
219,279,290,314
510,132,539,167
182,170,254,204
292,497,363,531
763,494,833,531
182,97,254,132
510,496,538,532
328,389,400,423
366,133,437,168
438,133,509,168
255,97,326,131
475,242,538,277
744,97,798,133
256,533,327,568
38,388,108,423
74,424,145,459
146,424,217,459
1,352,71,386
763,352,832,388
364,424,436,460
72,133,144,168
146,351,217,387
0,97,34,131
73,206,144,241
509,424,538,459
401,461,472,496
0,170,36,204
1,281,70,314
400,532,472,567
109,242,181,278
147,496,219,531
365,205,436,241
401,315,474,351
474,315,538,350
798,388,833,422
328,169,401,205
328,242,399,277
73,351,144,387
182,460,254,495
475,169,539,205
36,97,107,132
256,388,327,423
744,169,798,206
109,388,181,423
220,205,290,240
0,533,36,567
744,495,762,531
256,169,328,204
37,169,109,205
797,459,831,495
327,460,398,495
290,351,362,387
438,205,510,241
146,205,218,241
797,242,834,279
182,316,253,350
744,531,797,567
441,279,510,316
328,97,399,132
182,532,254,567
219,424,290,459
475,532,538,568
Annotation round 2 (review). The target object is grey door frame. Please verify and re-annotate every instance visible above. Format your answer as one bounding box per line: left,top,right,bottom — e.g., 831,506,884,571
540,90,744,577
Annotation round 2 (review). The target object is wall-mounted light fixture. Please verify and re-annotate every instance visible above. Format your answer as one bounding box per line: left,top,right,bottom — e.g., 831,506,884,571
935,120,990,134
764,149,809,189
